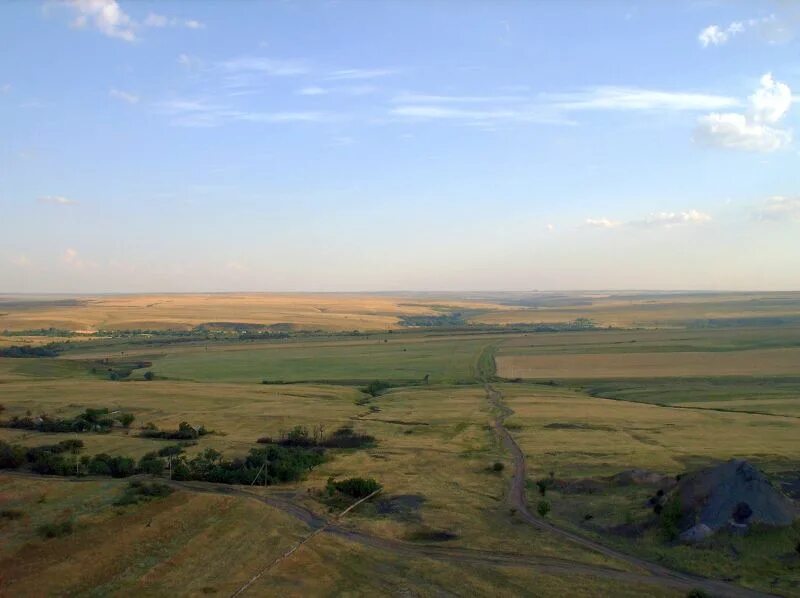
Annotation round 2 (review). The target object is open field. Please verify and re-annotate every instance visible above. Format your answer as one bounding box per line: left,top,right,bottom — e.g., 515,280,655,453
497,347,800,378
3,291,800,334
1,291,799,596
0,293,510,333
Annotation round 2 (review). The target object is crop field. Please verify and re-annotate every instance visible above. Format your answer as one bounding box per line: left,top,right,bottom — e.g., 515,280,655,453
496,347,800,378
1,291,799,596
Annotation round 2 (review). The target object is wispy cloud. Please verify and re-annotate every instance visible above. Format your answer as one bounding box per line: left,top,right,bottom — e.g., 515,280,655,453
392,93,526,104
545,87,739,112
297,84,377,97
143,12,205,30
157,98,338,127
391,104,571,125
219,56,309,77
586,210,711,229
695,73,792,152
109,88,139,104
1,83,11,94
298,86,328,96
390,85,738,127
326,68,397,80
38,195,78,206
754,196,800,222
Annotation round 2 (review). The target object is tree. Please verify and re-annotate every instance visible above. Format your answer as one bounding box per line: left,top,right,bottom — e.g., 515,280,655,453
119,413,135,428
143,371,154,381
537,500,551,517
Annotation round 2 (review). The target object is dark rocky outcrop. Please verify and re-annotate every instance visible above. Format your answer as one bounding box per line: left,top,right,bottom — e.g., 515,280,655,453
674,459,797,535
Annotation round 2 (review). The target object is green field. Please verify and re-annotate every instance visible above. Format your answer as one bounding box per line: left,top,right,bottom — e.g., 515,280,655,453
147,335,497,384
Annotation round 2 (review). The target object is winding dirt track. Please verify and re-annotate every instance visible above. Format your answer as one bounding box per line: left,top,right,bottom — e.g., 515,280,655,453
485,384,771,598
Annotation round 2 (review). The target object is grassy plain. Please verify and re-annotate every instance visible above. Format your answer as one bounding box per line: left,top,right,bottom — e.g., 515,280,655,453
1,291,799,596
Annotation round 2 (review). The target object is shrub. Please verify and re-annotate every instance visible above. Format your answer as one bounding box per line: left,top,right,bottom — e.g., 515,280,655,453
143,371,155,381
118,413,135,428
0,441,26,469
329,477,381,499
138,452,166,475
537,500,551,517
115,481,173,506
659,496,683,541
88,454,135,478
535,480,548,496
492,462,504,472
0,509,23,520
363,380,392,397
37,520,74,539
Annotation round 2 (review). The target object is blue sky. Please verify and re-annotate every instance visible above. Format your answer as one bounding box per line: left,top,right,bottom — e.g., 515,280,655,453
1,0,799,292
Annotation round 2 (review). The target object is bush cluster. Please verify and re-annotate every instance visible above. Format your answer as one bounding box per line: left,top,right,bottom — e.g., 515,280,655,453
327,477,382,499
139,421,210,440
114,480,174,506
258,424,375,450
0,344,60,358
1,407,132,434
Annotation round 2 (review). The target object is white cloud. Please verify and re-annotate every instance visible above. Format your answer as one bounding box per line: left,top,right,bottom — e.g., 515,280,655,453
586,210,711,230
38,195,78,206
54,2,203,41
755,196,800,222
64,0,137,42
698,15,784,47
109,88,139,104
750,73,792,123
695,73,792,152
585,217,621,229
630,210,712,228
698,24,737,47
